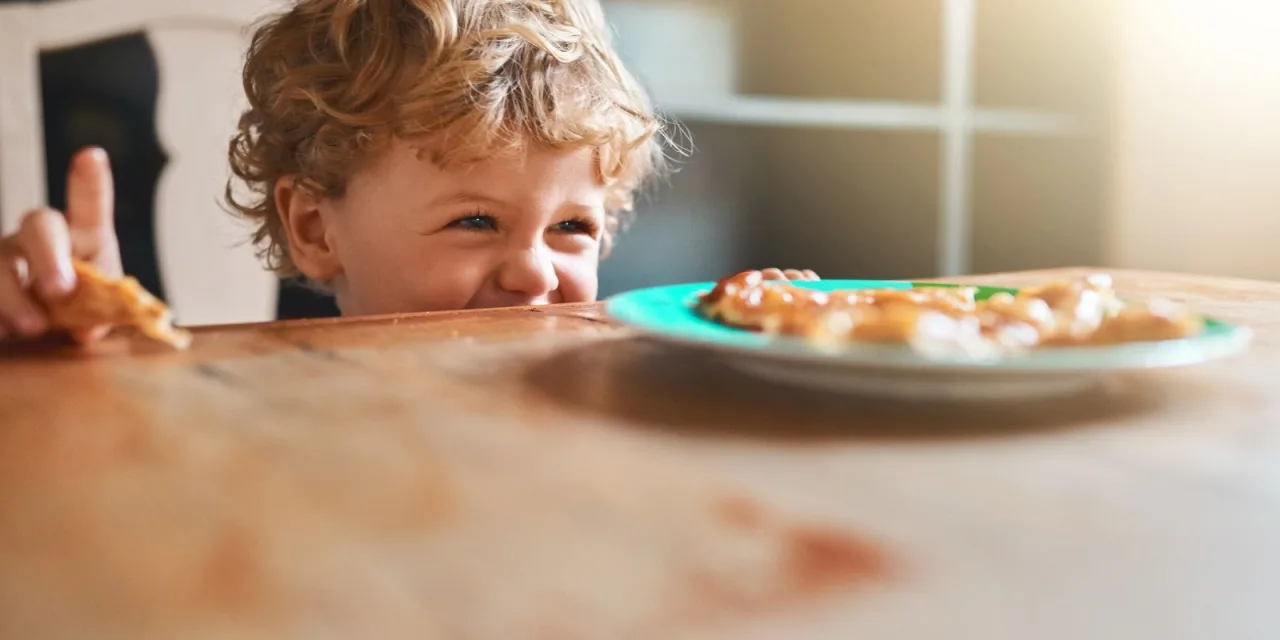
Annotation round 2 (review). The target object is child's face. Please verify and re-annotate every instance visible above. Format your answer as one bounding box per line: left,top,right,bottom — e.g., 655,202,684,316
311,140,606,316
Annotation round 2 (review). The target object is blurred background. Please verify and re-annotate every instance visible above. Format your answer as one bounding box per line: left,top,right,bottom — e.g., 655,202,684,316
2,0,1278,321
599,0,1280,295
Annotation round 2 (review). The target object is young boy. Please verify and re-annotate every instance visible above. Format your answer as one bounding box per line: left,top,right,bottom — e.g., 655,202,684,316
0,0,813,342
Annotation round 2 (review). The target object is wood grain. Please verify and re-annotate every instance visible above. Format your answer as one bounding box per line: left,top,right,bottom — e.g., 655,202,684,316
2,268,1280,639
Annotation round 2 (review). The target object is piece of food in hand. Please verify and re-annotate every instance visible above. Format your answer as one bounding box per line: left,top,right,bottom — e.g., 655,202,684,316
39,259,192,349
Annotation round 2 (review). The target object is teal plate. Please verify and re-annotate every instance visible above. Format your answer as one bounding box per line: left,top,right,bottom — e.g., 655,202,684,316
605,280,1251,398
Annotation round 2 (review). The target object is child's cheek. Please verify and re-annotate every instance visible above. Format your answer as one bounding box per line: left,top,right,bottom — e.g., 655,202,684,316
554,256,599,304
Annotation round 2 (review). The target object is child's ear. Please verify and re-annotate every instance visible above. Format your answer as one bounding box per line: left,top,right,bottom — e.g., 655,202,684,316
275,176,342,281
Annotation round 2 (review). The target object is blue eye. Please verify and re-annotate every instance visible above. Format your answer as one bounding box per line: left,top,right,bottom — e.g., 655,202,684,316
450,214,497,231
552,218,598,236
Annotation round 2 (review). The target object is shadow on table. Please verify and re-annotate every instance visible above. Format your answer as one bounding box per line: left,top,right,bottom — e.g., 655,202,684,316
0,332,187,361
522,337,1184,443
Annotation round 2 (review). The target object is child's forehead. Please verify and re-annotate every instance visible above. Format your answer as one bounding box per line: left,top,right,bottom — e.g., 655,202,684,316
396,137,602,178
361,137,606,195
402,132,592,161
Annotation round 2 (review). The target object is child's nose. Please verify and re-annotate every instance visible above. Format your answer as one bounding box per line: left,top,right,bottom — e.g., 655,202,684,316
497,246,559,298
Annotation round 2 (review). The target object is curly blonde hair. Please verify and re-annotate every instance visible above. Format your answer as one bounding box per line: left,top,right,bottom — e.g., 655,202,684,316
227,0,666,277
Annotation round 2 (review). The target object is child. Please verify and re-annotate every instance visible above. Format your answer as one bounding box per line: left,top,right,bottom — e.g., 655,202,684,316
0,0,813,342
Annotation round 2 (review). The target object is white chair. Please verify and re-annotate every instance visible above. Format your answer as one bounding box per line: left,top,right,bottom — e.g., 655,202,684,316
0,0,286,325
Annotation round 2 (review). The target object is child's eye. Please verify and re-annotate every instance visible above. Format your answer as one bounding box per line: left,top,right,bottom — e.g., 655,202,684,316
448,214,498,232
551,218,598,236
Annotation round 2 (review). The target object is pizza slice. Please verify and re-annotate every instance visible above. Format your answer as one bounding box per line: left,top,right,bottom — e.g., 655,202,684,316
40,259,192,350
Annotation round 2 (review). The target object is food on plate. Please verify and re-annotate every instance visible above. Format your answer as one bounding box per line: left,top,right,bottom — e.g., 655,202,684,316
697,270,1203,357
38,259,192,349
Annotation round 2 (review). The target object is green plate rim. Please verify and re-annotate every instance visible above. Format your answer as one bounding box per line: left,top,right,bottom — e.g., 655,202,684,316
604,279,1252,373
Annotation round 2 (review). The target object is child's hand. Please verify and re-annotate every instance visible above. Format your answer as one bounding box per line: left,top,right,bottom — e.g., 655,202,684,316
760,268,820,282
0,147,123,343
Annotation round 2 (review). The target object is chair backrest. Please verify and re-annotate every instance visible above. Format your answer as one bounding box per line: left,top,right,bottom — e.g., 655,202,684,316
0,0,286,326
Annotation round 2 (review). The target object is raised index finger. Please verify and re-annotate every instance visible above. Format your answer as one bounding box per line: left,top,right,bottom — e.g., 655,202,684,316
65,147,115,236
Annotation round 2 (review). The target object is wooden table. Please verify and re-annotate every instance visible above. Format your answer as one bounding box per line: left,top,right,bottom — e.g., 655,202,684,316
3,268,1279,639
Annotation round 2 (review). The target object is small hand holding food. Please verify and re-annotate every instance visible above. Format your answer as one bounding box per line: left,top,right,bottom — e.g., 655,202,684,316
0,147,188,349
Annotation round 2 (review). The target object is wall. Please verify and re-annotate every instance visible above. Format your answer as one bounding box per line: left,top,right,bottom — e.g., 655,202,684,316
598,123,752,295
1106,0,1280,280
737,0,1114,278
